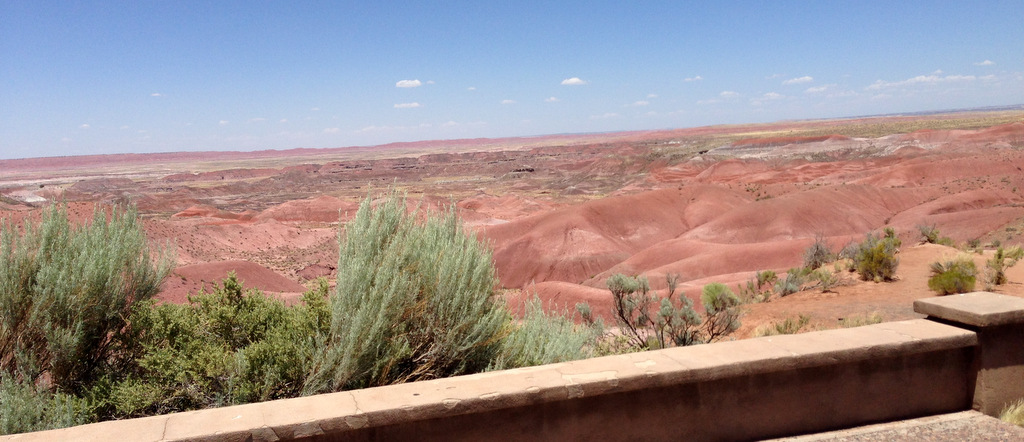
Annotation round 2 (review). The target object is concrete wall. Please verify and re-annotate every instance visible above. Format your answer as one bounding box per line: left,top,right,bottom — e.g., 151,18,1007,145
7,292,1024,441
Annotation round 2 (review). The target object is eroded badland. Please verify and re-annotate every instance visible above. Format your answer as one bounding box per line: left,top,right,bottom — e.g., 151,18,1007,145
4,110,1024,336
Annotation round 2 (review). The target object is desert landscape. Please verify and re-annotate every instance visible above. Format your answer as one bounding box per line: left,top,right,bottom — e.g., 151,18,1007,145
3,109,1024,337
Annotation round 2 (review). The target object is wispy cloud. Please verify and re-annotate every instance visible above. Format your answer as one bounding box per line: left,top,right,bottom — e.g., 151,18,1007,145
394,102,422,109
219,120,229,126
805,84,835,94
323,127,340,133
762,92,783,99
629,100,650,106
865,74,978,90
78,123,90,129
683,75,703,82
501,99,516,105
782,76,813,85
719,91,740,98
647,93,658,98
396,79,422,88
589,112,618,119
279,118,288,123
150,92,162,97
310,107,320,111
248,117,267,123
544,96,559,103
561,77,587,86
467,86,476,91
974,60,995,66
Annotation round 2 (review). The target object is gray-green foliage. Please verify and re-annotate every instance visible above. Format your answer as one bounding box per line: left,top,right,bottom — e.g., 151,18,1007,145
109,275,330,417
853,228,901,282
0,204,173,392
489,298,598,370
306,191,509,393
928,256,977,295
986,245,1024,286
0,374,90,435
700,283,742,342
600,274,740,351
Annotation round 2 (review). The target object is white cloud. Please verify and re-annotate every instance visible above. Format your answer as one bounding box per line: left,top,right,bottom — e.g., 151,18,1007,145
865,74,978,90
310,107,320,111
561,77,587,85
323,127,340,133
805,84,835,94
782,76,813,85
719,91,740,98
933,69,944,75
394,102,422,109
78,124,90,129
467,86,476,91
647,93,658,98
589,112,618,120
684,75,703,82
219,120,229,126
501,99,516,105
762,92,783,99
396,79,422,88
544,97,559,103
630,100,650,106
150,92,162,97
279,118,288,123
426,80,436,84
442,120,458,128
974,60,995,66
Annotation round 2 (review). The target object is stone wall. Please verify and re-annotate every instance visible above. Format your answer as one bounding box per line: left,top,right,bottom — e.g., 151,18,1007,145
6,292,1024,441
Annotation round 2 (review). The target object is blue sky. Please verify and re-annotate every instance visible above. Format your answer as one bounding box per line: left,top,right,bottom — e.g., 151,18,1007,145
2,1,1022,160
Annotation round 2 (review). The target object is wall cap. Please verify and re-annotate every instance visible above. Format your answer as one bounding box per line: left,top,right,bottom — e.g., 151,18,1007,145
914,291,1024,327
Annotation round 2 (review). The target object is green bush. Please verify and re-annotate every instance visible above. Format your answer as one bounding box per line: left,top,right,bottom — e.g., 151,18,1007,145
775,268,809,296
306,191,510,393
928,256,977,295
853,228,901,282
0,203,172,433
0,374,90,435
918,224,954,246
986,245,1024,286
595,274,740,351
106,274,330,417
701,283,742,342
489,297,598,370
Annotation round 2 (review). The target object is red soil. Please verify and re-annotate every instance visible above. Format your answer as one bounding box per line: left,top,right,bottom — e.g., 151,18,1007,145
159,260,309,304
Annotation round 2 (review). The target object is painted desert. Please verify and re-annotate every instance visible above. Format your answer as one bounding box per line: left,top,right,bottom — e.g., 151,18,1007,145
3,109,1024,337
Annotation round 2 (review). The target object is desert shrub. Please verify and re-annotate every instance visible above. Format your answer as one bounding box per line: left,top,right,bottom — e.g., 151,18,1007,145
775,268,809,296
489,298,598,370
839,312,884,328
928,255,977,295
754,315,811,337
803,236,834,271
1001,398,1024,427
594,274,739,351
106,274,330,417
811,268,840,292
739,269,778,303
967,238,982,251
306,191,509,394
0,374,90,435
918,224,954,246
701,283,742,342
986,245,1024,286
853,228,901,282
0,204,173,395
